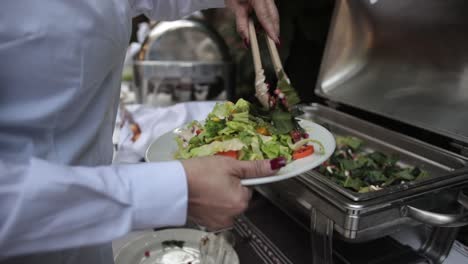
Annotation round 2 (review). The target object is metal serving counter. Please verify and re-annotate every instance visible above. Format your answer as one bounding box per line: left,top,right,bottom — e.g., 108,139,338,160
257,0,468,263
257,104,468,263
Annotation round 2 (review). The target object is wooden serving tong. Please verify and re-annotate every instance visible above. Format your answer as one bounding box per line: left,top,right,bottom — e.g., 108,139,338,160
248,18,291,109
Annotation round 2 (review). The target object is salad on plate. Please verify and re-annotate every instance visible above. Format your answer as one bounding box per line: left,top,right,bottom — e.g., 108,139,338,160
174,98,325,163
144,64,335,185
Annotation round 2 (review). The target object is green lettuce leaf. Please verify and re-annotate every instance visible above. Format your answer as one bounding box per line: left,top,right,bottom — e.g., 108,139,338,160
218,126,237,136
271,109,294,134
232,111,250,123
238,131,254,145
395,169,415,181
261,141,280,159
203,119,226,138
279,145,292,162
279,134,293,146
259,134,274,143
250,137,265,160
364,171,387,184
238,147,250,160
277,70,301,106
190,138,245,157
174,137,192,159
343,176,364,191
233,98,250,113
226,121,255,133
336,136,363,150
210,101,234,119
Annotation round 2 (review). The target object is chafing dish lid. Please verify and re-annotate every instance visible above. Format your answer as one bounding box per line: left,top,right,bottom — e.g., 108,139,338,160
315,0,468,145
136,19,230,62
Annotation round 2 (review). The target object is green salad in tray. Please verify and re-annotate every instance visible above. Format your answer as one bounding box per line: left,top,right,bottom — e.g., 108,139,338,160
317,136,430,193
174,99,324,162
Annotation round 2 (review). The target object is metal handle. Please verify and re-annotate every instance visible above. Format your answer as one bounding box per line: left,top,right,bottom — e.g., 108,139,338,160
401,191,468,227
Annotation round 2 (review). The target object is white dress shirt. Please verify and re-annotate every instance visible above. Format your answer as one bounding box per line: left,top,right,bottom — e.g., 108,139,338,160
0,0,224,259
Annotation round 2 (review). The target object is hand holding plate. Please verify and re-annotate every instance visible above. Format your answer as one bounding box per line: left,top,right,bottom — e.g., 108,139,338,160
181,156,282,231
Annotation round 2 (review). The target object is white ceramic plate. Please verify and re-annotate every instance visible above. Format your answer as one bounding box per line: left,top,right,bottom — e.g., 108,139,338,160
114,228,239,264
145,119,336,186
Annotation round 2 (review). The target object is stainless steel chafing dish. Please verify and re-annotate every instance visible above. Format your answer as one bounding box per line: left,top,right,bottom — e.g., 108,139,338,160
256,0,468,263
133,18,235,106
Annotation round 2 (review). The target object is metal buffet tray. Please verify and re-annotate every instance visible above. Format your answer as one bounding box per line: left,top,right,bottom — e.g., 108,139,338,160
256,104,468,263
301,104,467,203
257,0,468,263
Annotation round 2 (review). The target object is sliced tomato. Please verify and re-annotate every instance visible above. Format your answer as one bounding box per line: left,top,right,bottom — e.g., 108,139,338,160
216,150,239,159
293,145,314,160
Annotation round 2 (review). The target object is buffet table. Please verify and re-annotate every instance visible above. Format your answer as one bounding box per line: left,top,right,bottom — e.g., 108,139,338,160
112,102,467,264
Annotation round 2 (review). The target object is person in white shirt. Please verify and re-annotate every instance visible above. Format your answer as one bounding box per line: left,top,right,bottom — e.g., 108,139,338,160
0,0,280,263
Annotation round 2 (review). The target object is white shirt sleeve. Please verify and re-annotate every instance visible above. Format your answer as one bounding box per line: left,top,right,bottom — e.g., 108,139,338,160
0,158,188,257
128,0,225,20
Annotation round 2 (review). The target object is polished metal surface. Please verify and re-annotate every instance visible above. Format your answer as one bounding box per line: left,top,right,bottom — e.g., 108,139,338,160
310,209,334,264
137,20,230,62
256,104,468,242
258,1,468,261
301,104,468,202
316,0,468,145
403,205,468,228
133,19,234,106
403,191,468,227
421,227,460,264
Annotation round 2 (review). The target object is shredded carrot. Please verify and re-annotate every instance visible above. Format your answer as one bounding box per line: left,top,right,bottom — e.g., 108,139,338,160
256,127,270,136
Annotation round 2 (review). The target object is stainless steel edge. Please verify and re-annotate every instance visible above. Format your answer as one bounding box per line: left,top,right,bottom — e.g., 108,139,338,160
257,103,468,241
402,206,468,227
300,103,468,202
138,20,231,62
402,191,468,227
315,0,468,145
